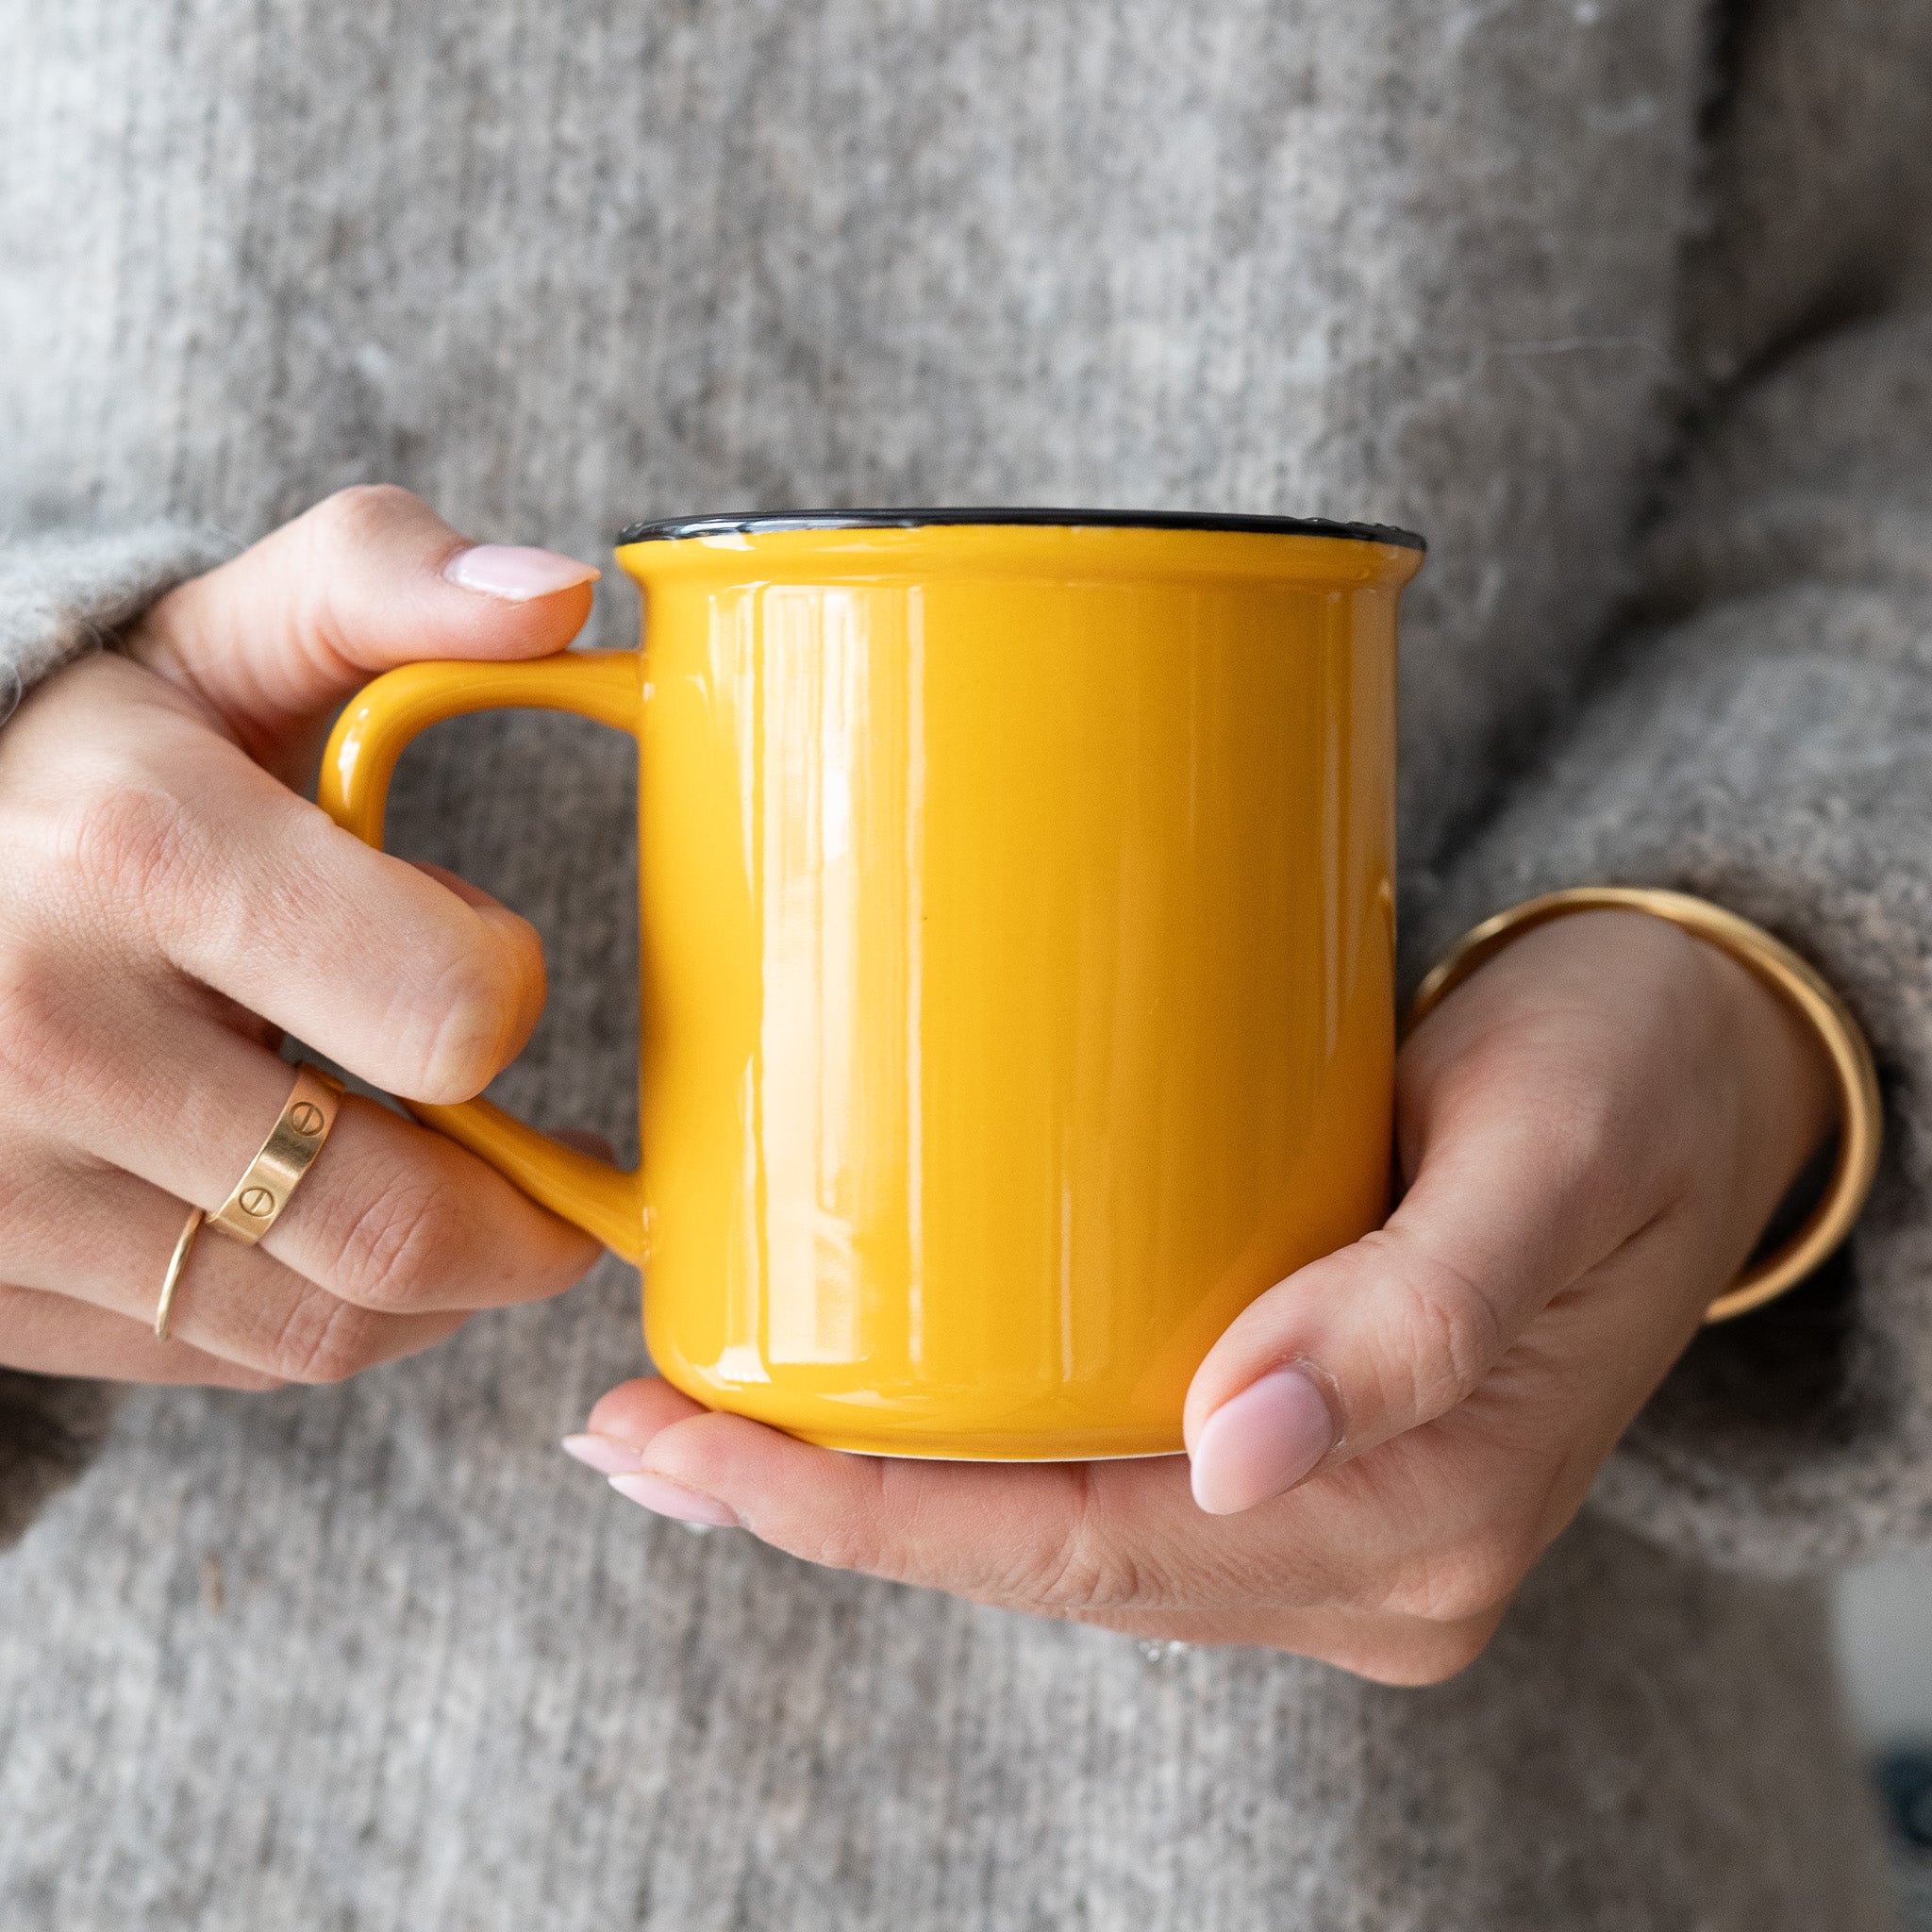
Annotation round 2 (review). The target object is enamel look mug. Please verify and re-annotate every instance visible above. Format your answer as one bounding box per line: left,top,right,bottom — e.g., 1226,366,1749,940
320,510,1423,1459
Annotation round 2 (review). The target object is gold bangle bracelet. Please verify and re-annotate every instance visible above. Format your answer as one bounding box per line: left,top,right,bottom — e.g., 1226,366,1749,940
1407,887,1883,1324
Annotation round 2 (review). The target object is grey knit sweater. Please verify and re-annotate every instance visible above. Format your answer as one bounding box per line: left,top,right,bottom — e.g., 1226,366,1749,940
4,2,1932,1926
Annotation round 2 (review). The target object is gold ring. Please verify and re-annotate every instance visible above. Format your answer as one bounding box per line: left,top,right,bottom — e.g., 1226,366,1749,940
156,1206,206,1341
207,1064,346,1246
1407,887,1884,1324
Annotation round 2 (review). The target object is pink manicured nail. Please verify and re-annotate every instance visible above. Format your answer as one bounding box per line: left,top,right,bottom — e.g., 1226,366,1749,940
608,1472,741,1528
560,1432,644,1476
1189,1365,1335,1515
444,544,599,602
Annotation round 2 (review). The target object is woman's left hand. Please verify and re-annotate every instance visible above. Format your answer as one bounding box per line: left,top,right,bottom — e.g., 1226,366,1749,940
569,908,1833,1684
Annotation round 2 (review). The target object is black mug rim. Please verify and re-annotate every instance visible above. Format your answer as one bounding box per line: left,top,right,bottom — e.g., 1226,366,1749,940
614,508,1425,552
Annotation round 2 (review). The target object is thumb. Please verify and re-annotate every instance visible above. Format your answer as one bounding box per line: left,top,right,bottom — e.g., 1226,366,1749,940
128,485,600,756
1181,1066,1654,1517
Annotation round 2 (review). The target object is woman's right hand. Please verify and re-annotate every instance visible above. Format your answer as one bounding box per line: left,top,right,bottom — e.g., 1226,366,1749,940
0,487,608,1389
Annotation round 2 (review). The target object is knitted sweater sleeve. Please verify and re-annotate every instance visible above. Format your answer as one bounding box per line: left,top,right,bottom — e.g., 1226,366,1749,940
1415,306,1932,1574
1413,1,1932,1576
0,524,233,1545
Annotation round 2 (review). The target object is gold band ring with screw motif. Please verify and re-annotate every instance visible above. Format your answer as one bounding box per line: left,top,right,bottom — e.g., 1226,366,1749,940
1407,887,1884,1325
155,1206,207,1341
206,1064,346,1246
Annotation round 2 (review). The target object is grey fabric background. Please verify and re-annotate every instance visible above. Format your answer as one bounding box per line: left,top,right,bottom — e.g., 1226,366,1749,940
3,0,1932,1924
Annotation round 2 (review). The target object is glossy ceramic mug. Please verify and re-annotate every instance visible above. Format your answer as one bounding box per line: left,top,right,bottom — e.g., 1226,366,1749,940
320,510,1423,1458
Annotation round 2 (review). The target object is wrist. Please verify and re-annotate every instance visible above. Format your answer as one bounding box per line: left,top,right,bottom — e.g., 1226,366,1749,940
1696,931,1835,1200
1410,887,1882,1321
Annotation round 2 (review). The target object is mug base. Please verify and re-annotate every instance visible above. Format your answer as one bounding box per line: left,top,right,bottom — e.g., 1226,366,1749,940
778,1426,1187,1463
653,1357,1191,1460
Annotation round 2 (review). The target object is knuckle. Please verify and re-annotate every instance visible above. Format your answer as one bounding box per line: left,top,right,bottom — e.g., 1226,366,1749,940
1360,1230,1506,1420
400,928,533,1102
59,760,200,911
329,1164,462,1310
798,1518,888,1578
0,950,87,1110
784,1464,912,1579
1386,1531,1530,1626
1027,1541,1146,1615
269,1287,387,1385
0,1157,59,1252
1537,1074,1632,1202
295,487,441,665
304,483,426,560
1010,1486,1148,1616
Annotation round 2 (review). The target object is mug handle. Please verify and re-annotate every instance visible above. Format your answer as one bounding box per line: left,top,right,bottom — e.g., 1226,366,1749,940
317,653,647,1263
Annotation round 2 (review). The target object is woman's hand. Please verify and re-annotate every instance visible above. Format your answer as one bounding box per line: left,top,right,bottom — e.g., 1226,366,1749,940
0,487,607,1388
573,908,1835,1683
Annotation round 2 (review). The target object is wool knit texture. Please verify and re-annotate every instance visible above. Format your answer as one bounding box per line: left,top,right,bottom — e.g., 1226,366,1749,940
3,1,1931,1926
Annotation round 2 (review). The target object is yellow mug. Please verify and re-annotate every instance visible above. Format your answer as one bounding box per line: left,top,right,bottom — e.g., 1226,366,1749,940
321,510,1422,1459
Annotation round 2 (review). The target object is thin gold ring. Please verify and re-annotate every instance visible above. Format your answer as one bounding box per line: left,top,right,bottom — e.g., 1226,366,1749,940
155,1206,206,1341
1407,887,1884,1324
207,1064,346,1246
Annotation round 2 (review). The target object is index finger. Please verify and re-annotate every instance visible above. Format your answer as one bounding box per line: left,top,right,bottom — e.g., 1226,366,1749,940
574,1379,1383,1622
54,678,545,1106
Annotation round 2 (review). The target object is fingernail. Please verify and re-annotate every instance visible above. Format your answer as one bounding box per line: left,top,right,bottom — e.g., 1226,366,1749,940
1189,1365,1335,1516
444,544,600,602
560,1432,645,1476
608,1472,741,1529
